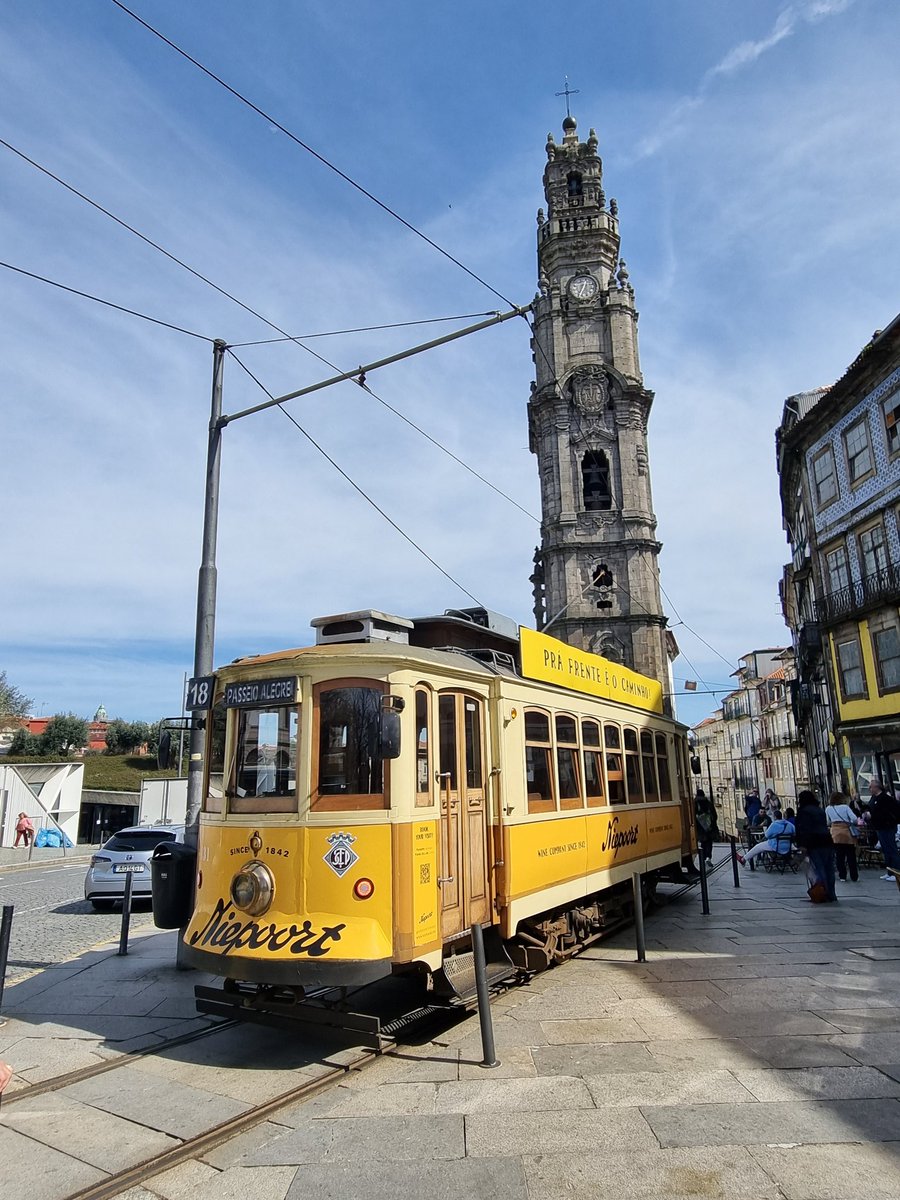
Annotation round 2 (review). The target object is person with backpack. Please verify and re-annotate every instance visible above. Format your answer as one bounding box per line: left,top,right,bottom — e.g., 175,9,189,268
867,779,900,879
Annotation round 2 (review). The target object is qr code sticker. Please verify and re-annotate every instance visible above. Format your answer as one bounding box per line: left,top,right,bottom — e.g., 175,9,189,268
420,863,431,884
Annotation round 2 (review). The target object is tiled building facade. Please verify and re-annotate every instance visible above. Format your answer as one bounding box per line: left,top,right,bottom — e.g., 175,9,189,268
778,314,900,798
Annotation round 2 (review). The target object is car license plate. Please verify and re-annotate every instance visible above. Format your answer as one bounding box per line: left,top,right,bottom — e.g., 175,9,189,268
113,864,145,873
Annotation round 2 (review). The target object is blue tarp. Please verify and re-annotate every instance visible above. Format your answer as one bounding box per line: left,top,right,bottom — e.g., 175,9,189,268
34,827,74,849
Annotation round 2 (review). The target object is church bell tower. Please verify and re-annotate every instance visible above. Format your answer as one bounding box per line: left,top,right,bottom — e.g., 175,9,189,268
528,115,671,689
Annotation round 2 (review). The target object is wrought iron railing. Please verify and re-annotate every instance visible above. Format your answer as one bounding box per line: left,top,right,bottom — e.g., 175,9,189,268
816,563,900,624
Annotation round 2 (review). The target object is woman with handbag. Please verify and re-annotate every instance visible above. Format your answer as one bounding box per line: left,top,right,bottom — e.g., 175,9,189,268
825,791,859,883
795,791,837,902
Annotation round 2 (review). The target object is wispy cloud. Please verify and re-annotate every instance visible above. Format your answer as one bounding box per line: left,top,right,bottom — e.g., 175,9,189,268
634,0,855,160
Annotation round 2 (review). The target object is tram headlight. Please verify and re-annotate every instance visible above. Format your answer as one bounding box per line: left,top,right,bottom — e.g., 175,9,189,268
230,860,275,917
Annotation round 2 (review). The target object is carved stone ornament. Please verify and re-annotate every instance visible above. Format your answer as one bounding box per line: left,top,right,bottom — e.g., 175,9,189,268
571,366,608,416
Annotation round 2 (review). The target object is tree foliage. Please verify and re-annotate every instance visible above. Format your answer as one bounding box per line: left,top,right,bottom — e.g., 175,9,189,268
41,714,89,756
8,728,40,755
0,670,32,725
104,719,153,755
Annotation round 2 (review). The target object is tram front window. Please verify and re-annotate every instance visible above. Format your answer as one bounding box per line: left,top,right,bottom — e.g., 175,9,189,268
231,705,298,813
313,684,387,809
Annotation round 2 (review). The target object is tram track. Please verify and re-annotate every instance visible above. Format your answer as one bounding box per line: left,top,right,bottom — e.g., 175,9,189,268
0,1016,241,1104
0,979,362,1107
62,1043,384,1200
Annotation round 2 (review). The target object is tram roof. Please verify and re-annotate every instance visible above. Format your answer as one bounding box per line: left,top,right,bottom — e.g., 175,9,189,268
219,640,683,726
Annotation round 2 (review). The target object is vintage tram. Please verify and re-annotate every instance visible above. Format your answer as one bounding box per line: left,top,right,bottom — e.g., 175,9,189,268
179,607,695,1002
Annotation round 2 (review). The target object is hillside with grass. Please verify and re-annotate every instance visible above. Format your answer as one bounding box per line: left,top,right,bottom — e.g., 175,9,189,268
3,754,181,792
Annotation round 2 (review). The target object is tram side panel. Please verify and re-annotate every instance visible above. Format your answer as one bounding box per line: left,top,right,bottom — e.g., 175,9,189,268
490,683,688,940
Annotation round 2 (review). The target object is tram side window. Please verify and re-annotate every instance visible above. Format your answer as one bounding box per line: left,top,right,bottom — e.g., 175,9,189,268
656,733,673,804
525,709,556,814
465,698,484,788
556,714,582,809
604,723,626,805
204,699,226,813
641,730,659,801
313,684,386,810
582,719,606,807
415,688,431,806
624,728,644,803
231,704,298,814
439,694,457,789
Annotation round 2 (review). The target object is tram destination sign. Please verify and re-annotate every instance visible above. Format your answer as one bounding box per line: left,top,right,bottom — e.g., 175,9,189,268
224,676,297,708
519,627,663,715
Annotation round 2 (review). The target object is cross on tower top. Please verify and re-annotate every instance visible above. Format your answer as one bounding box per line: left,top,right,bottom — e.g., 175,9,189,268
555,76,580,118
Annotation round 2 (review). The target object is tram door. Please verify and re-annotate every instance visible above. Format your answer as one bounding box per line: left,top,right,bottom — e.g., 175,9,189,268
437,692,490,938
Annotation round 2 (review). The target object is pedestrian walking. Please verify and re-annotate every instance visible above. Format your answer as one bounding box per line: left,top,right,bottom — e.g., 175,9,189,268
13,812,34,847
695,790,718,869
794,790,837,902
825,791,859,883
867,779,900,880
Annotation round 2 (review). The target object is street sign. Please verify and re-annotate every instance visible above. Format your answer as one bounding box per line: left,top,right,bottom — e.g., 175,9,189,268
186,675,216,711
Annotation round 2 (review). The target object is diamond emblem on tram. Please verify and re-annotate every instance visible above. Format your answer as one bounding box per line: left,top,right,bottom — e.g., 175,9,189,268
324,831,359,878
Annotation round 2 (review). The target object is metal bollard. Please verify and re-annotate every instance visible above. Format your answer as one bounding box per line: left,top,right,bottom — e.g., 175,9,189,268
0,905,13,1016
117,871,134,956
730,837,741,888
470,923,499,1068
632,873,646,962
698,850,710,915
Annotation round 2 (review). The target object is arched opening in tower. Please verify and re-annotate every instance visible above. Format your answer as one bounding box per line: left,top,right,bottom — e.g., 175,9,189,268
567,171,583,197
582,450,612,511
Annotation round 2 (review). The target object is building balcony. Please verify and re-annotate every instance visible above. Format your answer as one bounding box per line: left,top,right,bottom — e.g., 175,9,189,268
798,621,822,661
816,563,900,625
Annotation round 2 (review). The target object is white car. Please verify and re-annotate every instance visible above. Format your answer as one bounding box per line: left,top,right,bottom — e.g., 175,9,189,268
83,825,185,911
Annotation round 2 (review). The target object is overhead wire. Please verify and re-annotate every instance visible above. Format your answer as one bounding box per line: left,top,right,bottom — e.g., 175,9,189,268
17,19,731,667
229,313,501,347
225,348,484,606
0,134,538,521
109,0,518,310
0,259,212,342
106,0,565,420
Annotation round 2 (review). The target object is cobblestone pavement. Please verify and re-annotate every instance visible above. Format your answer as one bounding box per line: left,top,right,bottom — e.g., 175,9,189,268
1,857,900,1200
0,861,157,984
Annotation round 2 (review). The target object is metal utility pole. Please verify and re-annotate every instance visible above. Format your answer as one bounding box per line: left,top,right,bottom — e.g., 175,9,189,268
185,339,226,836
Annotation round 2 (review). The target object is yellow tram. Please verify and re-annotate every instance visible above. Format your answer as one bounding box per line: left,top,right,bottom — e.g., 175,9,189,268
180,607,696,997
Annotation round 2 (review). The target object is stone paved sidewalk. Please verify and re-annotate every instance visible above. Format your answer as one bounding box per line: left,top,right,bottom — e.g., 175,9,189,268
1,859,899,1199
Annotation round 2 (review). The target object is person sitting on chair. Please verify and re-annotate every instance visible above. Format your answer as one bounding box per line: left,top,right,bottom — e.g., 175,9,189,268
737,808,795,867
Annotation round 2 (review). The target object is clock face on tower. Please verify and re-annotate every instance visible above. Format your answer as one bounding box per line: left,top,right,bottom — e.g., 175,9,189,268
568,274,598,301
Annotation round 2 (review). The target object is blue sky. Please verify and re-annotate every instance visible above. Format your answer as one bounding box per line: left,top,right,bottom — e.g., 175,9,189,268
1,0,898,728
